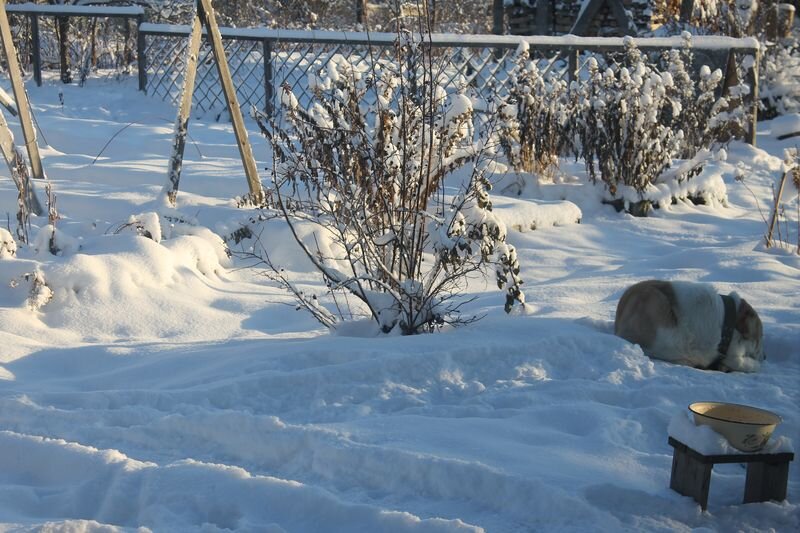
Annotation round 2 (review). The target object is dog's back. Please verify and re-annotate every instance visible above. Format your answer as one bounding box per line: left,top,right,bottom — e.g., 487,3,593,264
615,280,678,349
615,280,725,368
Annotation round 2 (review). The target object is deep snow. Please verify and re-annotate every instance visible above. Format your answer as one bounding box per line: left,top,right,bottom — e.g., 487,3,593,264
0,74,798,532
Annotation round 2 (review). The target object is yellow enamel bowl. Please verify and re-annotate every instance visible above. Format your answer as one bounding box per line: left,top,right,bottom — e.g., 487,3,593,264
689,402,782,452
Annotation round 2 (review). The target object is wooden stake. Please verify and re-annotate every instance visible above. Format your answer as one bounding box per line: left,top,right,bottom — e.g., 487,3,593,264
164,0,263,205
766,169,790,247
0,0,45,181
163,13,203,206
197,0,263,203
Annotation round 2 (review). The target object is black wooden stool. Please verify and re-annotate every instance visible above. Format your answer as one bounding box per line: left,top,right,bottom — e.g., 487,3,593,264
668,437,794,510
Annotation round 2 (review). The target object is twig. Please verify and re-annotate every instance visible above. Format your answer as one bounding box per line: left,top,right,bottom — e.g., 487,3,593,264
29,106,49,147
92,121,136,164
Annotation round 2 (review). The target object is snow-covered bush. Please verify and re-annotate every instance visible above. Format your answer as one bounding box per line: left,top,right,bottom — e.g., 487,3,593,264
112,212,164,243
661,0,798,119
662,33,749,156
255,33,525,334
571,39,683,197
760,33,800,118
0,228,17,259
497,42,569,176
684,0,760,36
32,225,80,257
23,270,53,311
567,37,747,207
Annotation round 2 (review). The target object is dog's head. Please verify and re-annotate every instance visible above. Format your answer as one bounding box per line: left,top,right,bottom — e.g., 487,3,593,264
721,296,765,372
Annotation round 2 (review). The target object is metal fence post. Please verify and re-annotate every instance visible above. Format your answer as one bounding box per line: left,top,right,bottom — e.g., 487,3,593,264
263,39,273,115
30,14,41,86
747,48,759,146
137,14,146,92
568,48,579,86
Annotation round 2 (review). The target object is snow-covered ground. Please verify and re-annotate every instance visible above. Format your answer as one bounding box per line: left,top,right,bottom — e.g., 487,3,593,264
0,75,798,532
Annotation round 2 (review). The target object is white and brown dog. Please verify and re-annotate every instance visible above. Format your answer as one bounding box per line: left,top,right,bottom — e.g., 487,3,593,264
614,280,765,372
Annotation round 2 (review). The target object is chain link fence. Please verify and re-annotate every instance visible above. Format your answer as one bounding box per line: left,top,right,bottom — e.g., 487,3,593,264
139,25,759,137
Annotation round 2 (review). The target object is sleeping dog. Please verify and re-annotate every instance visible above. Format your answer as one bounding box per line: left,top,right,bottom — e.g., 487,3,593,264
614,280,765,372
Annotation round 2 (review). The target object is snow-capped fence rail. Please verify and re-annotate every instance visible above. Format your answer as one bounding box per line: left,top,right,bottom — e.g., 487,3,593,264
137,25,761,143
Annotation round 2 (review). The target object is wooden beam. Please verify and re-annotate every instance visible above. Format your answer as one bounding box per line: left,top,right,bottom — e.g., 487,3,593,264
0,87,17,116
197,0,263,203
163,14,203,206
0,0,45,181
766,169,790,247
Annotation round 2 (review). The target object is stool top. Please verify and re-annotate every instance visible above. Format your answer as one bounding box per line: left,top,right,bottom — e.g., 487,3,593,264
669,437,795,464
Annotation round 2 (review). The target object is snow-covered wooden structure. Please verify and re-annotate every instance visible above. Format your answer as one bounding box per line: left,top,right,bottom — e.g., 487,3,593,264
0,0,47,216
504,0,658,36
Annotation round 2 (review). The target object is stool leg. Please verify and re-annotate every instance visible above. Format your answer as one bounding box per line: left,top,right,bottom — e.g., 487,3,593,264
744,461,790,504
671,447,713,510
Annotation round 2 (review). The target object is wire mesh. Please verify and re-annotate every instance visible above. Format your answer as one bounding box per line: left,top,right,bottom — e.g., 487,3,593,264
144,35,555,114
142,31,751,117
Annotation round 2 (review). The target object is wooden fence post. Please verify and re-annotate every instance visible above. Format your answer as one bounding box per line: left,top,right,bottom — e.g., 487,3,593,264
722,49,739,93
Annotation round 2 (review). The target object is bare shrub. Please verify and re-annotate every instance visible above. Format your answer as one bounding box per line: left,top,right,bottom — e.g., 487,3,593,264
254,32,525,334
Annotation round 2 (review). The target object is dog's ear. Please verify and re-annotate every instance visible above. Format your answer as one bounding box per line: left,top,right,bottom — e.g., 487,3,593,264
736,299,757,336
